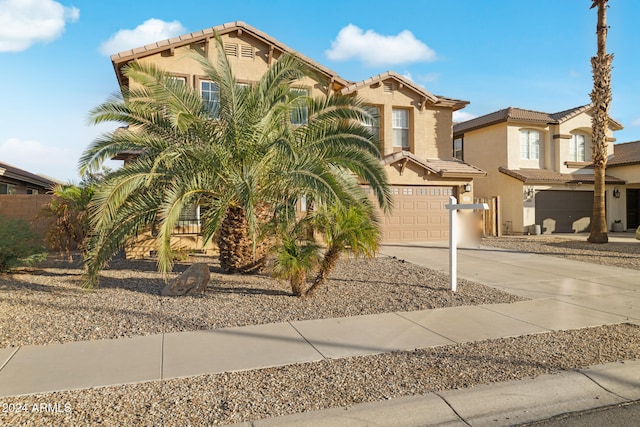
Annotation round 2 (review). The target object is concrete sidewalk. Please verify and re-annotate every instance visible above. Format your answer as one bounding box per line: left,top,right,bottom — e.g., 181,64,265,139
0,242,639,426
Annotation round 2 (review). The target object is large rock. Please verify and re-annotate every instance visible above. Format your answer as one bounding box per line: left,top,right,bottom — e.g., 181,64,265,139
161,263,210,296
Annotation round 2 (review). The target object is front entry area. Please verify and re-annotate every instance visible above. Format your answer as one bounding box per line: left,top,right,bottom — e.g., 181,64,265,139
378,185,456,242
627,189,640,229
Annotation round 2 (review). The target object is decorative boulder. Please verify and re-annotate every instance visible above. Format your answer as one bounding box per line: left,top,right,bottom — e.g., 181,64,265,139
161,263,210,296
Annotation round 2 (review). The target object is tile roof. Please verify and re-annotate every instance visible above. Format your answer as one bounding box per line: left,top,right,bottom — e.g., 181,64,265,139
498,167,625,185
608,141,640,166
340,71,469,111
0,162,57,188
110,21,352,88
453,104,623,134
383,151,486,178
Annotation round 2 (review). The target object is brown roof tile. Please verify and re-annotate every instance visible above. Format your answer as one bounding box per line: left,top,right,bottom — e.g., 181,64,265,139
609,141,640,166
340,71,468,111
111,21,351,88
383,151,486,178
453,104,623,135
498,167,625,185
0,161,57,188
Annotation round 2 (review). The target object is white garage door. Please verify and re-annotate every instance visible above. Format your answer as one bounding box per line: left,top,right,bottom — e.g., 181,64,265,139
377,185,455,242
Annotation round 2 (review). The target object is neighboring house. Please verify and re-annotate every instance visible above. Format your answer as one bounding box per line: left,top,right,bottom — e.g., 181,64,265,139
0,161,55,195
608,140,640,230
453,105,624,235
109,21,485,246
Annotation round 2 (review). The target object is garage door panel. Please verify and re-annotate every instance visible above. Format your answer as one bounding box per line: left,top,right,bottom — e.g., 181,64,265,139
376,185,455,242
535,191,593,234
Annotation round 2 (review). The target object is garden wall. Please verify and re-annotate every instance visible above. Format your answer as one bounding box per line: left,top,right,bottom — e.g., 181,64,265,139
0,194,54,239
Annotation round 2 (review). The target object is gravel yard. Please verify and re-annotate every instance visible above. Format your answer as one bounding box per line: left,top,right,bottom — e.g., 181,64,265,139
1,236,639,426
482,234,640,270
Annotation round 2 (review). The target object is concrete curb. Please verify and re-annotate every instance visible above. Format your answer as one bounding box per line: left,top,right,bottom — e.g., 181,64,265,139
229,360,640,427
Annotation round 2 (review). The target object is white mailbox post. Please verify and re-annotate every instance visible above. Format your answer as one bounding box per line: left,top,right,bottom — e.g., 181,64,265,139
445,196,489,292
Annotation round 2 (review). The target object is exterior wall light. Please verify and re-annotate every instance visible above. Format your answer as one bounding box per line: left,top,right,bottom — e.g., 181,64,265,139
613,187,621,198
463,183,472,193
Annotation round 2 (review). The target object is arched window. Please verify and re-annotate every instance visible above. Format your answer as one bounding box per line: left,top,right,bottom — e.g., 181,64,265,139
570,133,586,162
520,130,540,160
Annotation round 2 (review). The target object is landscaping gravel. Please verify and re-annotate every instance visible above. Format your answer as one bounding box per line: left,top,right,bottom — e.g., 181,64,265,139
0,255,523,348
482,235,640,270
2,324,639,426
1,238,639,426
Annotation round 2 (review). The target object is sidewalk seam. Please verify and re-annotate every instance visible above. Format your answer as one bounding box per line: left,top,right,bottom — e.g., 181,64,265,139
478,305,553,332
393,312,457,344
433,391,472,426
287,322,327,360
577,368,633,402
0,347,20,373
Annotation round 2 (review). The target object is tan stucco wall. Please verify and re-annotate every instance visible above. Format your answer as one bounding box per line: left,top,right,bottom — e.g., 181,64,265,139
459,124,507,198
134,34,330,97
354,83,454,159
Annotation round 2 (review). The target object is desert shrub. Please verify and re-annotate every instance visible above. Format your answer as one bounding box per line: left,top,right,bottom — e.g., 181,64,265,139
0,216,47,272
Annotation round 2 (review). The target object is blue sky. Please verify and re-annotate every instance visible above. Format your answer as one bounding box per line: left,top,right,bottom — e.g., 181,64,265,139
1,0,639,182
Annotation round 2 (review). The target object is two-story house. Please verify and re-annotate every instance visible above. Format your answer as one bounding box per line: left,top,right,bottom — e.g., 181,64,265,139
453,105,624,235
109,21,485,245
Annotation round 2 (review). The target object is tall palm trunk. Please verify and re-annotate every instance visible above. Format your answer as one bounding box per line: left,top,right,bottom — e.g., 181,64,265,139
217,205,266,273
587,0,613,244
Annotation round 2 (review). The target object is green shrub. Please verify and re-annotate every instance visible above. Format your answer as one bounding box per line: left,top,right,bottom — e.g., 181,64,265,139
0,216,47,272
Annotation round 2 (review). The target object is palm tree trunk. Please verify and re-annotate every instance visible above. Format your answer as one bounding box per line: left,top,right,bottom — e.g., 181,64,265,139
303,246,341,297
587,0,612,244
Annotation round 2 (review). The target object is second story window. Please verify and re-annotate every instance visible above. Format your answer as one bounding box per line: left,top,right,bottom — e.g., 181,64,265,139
361,105,380,140
453,137,463,161
570,133,586,162
200,80,220,118
392,108,409,150
520,130,540,160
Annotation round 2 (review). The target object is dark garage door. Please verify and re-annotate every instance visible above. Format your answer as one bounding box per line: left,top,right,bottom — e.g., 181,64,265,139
535,191,593,234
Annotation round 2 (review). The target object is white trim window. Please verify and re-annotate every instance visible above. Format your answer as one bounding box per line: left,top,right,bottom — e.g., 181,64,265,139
392,108,409,149
520,130,540,160
570,133,586,162
361,105,380,140
200,80,220,118
454,137,463,161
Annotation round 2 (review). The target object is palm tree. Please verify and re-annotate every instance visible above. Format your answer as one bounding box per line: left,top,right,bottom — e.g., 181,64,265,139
79,35,391,288
271,230,321,296
41,183,95,253
303,200,381,297
587,0,613,244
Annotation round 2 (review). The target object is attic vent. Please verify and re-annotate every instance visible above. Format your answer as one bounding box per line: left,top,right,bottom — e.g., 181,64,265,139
241,45,255,59
224,43,238,57
383,82,393,93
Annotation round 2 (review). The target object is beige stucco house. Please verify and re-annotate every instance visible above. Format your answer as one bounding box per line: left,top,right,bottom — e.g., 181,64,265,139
453,105,624,234
608,141,640,230
109,21,485,248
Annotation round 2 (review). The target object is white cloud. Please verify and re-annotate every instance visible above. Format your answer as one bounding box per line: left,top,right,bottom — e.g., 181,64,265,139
0,0,79,52
452,111,477,123
0,137,79,181
326,24,436,67
99,18,186,56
